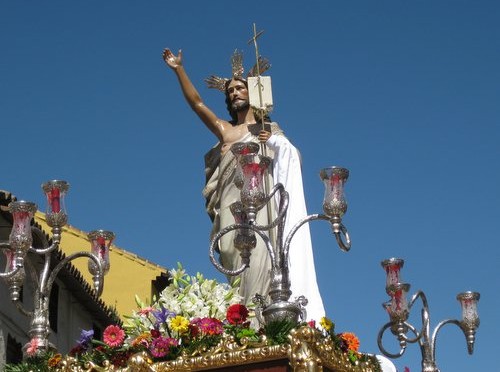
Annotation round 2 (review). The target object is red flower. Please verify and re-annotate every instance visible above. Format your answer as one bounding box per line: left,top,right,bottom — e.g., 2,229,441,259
150,329,161,338
308,320,316,328
69,344,85,356
103,325,125,348
226,304,249,325
189,323,200,338
110,351,131,367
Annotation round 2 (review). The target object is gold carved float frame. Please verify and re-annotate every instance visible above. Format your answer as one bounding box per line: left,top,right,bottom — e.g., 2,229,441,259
58,327,380,372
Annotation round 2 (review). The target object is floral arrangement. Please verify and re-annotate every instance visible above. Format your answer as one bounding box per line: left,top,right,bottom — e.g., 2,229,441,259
318,317,361,364
4,264,380,371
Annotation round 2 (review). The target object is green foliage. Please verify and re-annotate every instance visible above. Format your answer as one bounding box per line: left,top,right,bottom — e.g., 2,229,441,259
182,334,223,355
223,323,259,345
236,327,259,341
263,319,298,345
4,352,55,372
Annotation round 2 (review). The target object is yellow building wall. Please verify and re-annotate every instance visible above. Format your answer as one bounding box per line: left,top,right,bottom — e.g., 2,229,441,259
35,212,168,320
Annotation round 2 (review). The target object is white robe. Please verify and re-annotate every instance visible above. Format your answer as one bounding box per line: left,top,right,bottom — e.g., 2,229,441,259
204,124,325,322
267,134,326,322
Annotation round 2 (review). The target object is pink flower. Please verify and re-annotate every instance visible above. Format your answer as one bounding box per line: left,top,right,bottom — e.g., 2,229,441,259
150,336,178,358
138,307,154,316
198,317,224,335
103,325,125,348
26,338,39,356
404,368,411,372
189,317,224,338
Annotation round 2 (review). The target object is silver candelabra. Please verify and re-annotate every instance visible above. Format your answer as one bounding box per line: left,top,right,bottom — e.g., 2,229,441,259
0,180,114,357
208,142,351,324
377,258,480,372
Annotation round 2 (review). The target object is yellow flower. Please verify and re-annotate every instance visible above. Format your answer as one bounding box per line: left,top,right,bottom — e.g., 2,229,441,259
320,316,333,331
170,315,190,334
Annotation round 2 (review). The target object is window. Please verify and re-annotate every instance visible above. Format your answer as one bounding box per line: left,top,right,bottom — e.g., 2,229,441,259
6,334,22,364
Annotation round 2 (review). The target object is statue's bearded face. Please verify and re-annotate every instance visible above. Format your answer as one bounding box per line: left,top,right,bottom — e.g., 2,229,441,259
227,79,249,112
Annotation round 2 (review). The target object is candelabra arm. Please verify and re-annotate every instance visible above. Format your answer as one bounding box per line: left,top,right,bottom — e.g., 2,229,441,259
13,299,33,317
275,186,288,264
333,221,351,252
399,321,423,345
429,316,478,359
284,213,325,260
395,322,423,344
28,226,53,295
406,290,441,371
378,320,421,359
283,214,335,261
253,183,289,231
209,236,247,276
39,253,53,297
410,289,429,309
377,322,407,359
409,290,431,343
28,226,62,256
46,251,105,296
253,183,288,267
0,264,21,278
209,223,276,276
29,242,58,255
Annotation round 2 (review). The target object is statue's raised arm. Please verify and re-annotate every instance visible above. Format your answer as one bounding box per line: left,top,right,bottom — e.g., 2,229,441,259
163,48,228,141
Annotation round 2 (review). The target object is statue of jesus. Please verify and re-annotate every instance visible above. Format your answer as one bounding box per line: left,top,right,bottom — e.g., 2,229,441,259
163,48,326,322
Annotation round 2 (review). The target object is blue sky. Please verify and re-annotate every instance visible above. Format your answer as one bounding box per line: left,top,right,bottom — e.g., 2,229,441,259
2,1,499,371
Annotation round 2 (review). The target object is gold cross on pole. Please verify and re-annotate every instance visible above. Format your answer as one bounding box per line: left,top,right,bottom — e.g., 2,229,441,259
248,24,264,78
247,23,266,129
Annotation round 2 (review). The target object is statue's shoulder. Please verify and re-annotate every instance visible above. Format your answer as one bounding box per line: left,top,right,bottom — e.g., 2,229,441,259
204,142,222,165
270,121,284,136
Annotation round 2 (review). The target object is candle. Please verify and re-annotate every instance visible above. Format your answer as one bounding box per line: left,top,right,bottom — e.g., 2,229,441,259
242,162,263,190
382,258,405,288
50,188,61,213
97,236,106,259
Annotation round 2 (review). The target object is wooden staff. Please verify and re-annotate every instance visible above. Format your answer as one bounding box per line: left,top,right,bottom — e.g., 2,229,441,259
248,23,276,248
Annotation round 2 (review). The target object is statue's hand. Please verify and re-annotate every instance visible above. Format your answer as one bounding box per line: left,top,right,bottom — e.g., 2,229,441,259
162,48,182,70
258,129,272,143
